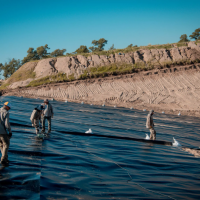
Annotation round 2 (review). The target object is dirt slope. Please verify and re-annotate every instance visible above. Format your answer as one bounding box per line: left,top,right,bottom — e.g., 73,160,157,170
3,63,200,117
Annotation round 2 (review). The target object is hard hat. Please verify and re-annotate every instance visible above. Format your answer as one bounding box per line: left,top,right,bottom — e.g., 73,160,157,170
4,102,12,108
37,105,44,111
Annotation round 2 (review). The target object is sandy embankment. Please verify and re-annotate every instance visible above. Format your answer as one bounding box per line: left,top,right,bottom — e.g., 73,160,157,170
3,63,200,117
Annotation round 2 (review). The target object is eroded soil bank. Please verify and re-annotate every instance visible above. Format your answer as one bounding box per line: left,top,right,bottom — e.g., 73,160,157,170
2,63,200,117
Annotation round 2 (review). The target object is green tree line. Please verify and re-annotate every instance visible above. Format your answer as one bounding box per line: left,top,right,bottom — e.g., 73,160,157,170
0,27,200,79
178,28,200,42
0,38,108,79
0,59,21,79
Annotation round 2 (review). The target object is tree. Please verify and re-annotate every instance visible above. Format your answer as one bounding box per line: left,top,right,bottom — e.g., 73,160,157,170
75,45,89,54
89,38,108,52
127,44,137,48
109,44,115,50
89,46,95,52
50,49,66,57
179,34,190,42
0,63,3,76
22,47,39,64
127,44,133,48
37,44,50,59
190,28,200,40
0,59,21,79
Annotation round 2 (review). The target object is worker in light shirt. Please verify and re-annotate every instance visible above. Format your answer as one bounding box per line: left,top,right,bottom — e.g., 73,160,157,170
41,99,54,134
0,102,12,165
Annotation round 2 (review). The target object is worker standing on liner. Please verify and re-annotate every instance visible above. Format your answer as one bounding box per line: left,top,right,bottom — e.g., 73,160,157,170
30,105,44,134
146,110,156,140
41,99,54,134
0,102,12,165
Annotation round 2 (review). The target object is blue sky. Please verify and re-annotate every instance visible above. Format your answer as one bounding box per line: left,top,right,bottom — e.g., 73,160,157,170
0,0,200,67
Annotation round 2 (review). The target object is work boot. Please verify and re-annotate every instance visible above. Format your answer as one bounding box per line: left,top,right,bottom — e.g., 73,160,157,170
1,160,9,166
47,130,51,134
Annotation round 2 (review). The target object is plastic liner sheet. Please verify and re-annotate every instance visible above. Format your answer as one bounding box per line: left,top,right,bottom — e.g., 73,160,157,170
0,96,200,200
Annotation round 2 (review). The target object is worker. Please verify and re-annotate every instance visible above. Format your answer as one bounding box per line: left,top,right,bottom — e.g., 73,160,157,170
41,99,54,134
30,105,44,134
0,102,12,165
146,110,156,140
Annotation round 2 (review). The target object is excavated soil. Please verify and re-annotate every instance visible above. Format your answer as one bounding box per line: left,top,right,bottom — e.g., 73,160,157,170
2,63,200,117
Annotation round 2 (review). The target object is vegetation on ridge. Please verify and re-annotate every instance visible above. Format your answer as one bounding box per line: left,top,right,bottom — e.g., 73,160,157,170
79,63,149,79
189,28,200,41
27,73,75,87
0,27,200,90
